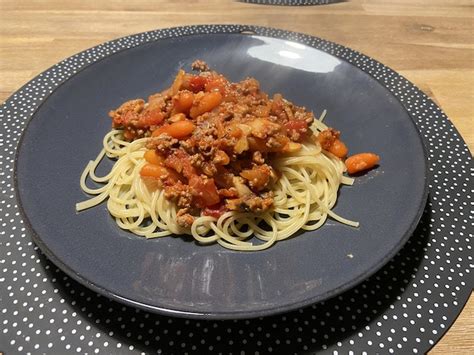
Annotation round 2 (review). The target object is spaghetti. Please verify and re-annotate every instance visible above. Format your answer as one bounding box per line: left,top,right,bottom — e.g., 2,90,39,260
77,115,358,251
76,63,378,251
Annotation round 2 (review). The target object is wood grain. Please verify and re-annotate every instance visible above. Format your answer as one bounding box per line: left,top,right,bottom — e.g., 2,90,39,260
0,0,472,353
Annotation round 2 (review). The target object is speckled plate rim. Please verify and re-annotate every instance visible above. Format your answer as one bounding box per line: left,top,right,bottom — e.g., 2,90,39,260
11,24,436,320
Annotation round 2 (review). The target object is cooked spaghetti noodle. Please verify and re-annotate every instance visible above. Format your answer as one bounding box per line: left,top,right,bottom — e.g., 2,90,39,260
76,116,358,251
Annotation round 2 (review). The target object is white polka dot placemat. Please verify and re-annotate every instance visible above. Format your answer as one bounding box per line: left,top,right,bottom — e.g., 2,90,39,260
1,25,472,354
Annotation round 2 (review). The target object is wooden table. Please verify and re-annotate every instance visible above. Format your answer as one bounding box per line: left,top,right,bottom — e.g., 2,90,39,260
1,0,472,353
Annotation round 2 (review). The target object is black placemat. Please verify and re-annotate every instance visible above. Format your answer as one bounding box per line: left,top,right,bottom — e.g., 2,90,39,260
1,25,472,354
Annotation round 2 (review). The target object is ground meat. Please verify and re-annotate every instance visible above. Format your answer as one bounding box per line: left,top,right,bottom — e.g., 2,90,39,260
226,191,274,212
201,162,217,176
176,209,194,228
109,99,144,127
146,135,178,153
163,181,192,208
252,151,265,165
218,187,238,198
191,60,210,72
119,61,320,216
317,128,340,150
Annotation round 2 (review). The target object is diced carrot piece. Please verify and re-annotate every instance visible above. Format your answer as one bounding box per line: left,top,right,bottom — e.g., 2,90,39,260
345,153,380,174
140,163,169,179
151,120,196,139
172,91,194,114
165,120,195,139
143,150,164,165
189,91,223,119
328,139,348,158
151,126,167,137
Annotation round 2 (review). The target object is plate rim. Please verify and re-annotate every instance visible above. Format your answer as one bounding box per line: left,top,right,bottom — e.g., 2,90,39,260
13,24,430,319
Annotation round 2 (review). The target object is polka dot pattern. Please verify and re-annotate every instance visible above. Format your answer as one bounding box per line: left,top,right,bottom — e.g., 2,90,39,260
0,25,472,354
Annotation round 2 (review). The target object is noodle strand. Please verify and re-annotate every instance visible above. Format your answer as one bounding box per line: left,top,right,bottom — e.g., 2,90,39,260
76,123,358,251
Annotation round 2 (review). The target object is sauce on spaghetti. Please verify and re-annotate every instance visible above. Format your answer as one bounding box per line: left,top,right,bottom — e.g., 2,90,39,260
108,61,378,228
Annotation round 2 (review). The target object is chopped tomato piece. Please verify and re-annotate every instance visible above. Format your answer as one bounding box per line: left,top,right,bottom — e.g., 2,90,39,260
164,149,197,178
284,120,308,140
202,203,227,218
189,176,220,208
205,78,228,96
136,109,164,128
188,75,209,93
123,129,136,141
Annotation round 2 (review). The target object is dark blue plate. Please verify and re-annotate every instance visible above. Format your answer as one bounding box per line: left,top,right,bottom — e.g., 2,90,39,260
15,29,428,319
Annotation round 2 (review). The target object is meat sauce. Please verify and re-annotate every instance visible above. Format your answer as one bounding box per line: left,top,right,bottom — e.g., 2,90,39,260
109,61,321,227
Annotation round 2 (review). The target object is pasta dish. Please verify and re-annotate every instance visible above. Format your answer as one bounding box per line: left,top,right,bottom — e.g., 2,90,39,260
76,61,379,251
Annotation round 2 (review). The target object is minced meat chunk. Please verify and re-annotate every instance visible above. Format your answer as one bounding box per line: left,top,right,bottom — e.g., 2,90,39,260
111,61,318,219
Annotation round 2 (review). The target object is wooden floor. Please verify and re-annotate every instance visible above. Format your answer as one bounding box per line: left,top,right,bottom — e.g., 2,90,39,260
0,0,472,353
